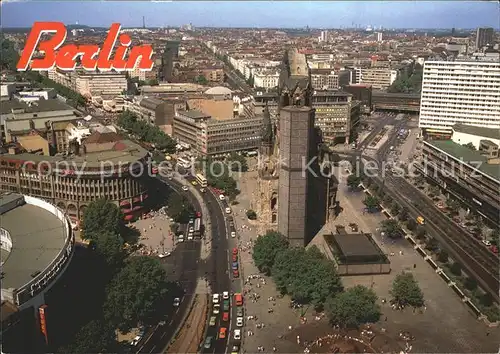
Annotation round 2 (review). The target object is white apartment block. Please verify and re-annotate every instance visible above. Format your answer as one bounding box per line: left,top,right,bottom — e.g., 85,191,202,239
75,72,127,97
311,72,339,89
419,60,500,134
253,71,279,89
360,68,397,89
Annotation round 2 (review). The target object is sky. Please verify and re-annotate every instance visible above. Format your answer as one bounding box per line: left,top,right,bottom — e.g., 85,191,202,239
1,1,499,29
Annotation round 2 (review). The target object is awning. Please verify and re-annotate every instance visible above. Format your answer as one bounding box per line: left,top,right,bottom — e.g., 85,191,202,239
122,209,132,214
133,197,142,203
120,200,131,206
124,214,134,221
132,206,142,211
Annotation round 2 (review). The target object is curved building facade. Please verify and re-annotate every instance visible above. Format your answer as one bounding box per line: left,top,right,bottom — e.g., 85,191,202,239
0,132,151,222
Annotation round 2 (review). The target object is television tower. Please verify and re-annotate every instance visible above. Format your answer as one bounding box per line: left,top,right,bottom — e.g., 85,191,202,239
142,16,146,29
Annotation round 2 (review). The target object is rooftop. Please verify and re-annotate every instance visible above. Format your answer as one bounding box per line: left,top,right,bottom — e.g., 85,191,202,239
452,124,500,141
1,195,66,290
0,99,74,116
324,232,389,265
426,140,500,181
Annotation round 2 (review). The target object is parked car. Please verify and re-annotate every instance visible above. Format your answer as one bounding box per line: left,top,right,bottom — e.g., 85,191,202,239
182,185,189,191
233,269,239,278
204,336,213,349
219,327,227,339
222,291,229,299
222,312,229,322
209,316,217,326
233,329,241,340
173,297,180,307
130,335,142,346
236,317,243,327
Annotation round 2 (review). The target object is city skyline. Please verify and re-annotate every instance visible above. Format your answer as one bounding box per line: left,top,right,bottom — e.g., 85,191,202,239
2,1,500,29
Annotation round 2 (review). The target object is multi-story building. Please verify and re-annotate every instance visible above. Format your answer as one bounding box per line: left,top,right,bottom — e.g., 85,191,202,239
75,71,127,97
476,27,495,49
172,110,262,155
0,131,151,222
418,129,500,225
310,69,339,89
372,90,421,112
376,32,383,42
344,84,373,113
419,60,500,136
360,68,398,90
253,70,280,89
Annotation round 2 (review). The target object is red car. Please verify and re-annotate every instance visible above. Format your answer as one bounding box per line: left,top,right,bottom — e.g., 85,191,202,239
196,211,201,217
222,312,229,321
233,269,239,278
232,254,238,262
232,247,238,255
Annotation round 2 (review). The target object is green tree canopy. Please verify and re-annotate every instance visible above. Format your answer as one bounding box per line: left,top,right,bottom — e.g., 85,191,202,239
228,152,248,172
363,195,380,210
201,156,240,199
252,231,289,275
347,174,362,189
380,219,403,239
446,198,461,215
62,320,118,353
167,192,194,224
273,247,343,309
93,231,125,269
104,257,172,331
399,207,409,222
81,199,124,239
390,272,425,308
246,209,257,220
325,285,381,329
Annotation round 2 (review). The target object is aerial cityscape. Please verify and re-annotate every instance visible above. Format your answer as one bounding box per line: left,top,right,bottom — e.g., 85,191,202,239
0,1,499,353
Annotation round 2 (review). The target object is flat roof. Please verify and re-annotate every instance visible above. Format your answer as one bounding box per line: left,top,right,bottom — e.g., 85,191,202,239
333,233,383,257
426,140,500,181
1,203,66,290
452,124,500,141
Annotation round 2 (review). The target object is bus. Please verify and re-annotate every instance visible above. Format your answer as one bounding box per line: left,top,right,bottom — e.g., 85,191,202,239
246,150,258,157
195,173,208,188
416,216,425,225
194,218,202,237
177,157,191,169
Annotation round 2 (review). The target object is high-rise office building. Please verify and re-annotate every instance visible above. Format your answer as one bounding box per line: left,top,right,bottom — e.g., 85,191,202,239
419,60,500,136
476,27,494,49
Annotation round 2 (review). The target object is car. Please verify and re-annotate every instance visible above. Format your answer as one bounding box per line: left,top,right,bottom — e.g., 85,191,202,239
213,304,220,314
187,234,193,241
219,194,225,200
130,335,142,346
182,185,189,191
191,181,198,185
482,239,492,246
204,336,213,349
232,254,238,262
200,188,206,193
231,231,236,238
236,316,243,327
233,329,241,340
173,297,181,307
232,262,239,270
212,293,220,304
229,220,234,227
219,327,227,339
222,291,229,299
209,316,217,326
223,299,230,312
231,345,240,354
222,312,229,321
232,247,238,255
196,211,202,217
158,252,171,258
225,207,231,214
233,269,239,278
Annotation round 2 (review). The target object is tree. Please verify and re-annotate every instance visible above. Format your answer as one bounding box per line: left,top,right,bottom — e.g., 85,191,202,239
325,285,381,329
399,207,409,222
446,198,461,215
63,320,118,353
383,195,392,205
415,226,426,239
363,195,380,211
167,192,194,224
450,262,462,276
481,293,493,307
380,219,403,239
93,231,125,269
346,174,362,190
425,237,439,252
246,209,257,220
81,199,124,239
462,142,476,151
428,185,440,197
104,257,172,331
252,231,289,275
406,219,417,231
464,277,477,291
390,272,425,308
437,250,449,263
330,153,341,166
228,152,248,172
195,75,208,85
390,202,400,216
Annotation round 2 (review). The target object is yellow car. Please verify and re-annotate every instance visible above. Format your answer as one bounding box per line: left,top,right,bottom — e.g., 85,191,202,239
191,181,198,186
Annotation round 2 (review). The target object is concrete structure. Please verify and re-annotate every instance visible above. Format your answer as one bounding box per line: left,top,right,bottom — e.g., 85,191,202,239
0,131,151,222
360,67,398,89
376,32,383,43
253,70,280,89
324,232,390,275
1,83,16,101
419,60,500,136
172,109,262,155
451,124,500,150
124,96,184,128
372,90,421,112
418,139,500,225
13,88,56,103
310,69,339,90
476,27,495,49
344,84,373,113
48,69,127,98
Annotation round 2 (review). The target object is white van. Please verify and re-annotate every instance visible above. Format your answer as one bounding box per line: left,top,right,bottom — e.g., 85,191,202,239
225,207,231,214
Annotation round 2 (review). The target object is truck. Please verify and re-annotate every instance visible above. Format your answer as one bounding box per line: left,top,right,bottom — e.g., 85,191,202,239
194,217,202,237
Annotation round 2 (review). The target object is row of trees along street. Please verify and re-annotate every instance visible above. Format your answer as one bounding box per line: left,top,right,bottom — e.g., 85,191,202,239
117,110,177,153
252,231,426,329
56,199,177,353
352,170,500,321
196,153,248,201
